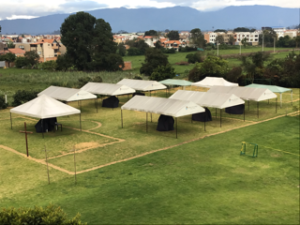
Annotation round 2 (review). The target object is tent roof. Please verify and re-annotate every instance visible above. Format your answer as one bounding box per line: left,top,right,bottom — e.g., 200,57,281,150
207,86,277,101
117,79,167,91
10,94,80,119
38,86,97,102
245,83,292,93
192,77,239,88
80,82,135,96
121,96,205,117
159,79,193,86
169,90,245,109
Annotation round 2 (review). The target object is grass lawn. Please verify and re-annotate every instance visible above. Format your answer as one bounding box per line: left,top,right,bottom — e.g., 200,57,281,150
0,112,299,224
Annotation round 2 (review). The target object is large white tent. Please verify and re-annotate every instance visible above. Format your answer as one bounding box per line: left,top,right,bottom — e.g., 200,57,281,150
121,96,205,138
117,79,167,93
169,90,245,126
80,82,135,96
192,77,238,88
10,94,81,131
207,86,278,118
38,86,97,102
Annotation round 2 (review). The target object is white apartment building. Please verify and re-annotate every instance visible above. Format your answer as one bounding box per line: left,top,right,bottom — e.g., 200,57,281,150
235,32,260,45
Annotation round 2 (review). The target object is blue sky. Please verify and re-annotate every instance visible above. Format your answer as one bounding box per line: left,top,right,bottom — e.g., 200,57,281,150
0,0,299,20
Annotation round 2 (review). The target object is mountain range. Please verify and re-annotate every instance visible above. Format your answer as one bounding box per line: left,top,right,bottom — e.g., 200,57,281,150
0,5,299,34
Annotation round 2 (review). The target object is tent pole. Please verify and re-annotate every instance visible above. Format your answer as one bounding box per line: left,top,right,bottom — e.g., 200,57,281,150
248,101,250,111
121,110,123,128
176,118,177,139
42,119,44,138
276,98,278,113
165,88,167,97
146,113,148,132
191,115,192,123
150,91,151,97
244,105,246,121
220,109,222,127
268,99,269,104
10,112,12,129
291,90,293,106
280,93,282,108
151,113,152,123
257,102,259,118
79,113,82,131
216,108,217,118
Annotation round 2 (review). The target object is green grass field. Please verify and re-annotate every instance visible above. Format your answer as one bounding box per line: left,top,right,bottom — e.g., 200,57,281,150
0,109,299,223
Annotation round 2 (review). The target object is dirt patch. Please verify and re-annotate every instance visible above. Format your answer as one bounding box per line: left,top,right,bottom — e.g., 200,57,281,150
75,142,99,149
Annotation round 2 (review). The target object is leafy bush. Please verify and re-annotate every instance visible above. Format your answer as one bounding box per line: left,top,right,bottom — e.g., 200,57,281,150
186,52,203,64
179,46,197,52
12,90,40,106
0,204,85,224
77,75,103,88
0,95,8,109
150,64,175,81
225,66,243,82
140,48,169,76
40,60,57,71
133,75,143,80
127,47,142,56
163,48,176,54
15,57,30,68
188,55,229,82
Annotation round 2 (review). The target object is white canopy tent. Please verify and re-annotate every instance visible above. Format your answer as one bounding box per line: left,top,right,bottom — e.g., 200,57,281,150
38,86,97,102
207,86,278,118
80,82,136,96
169,90,245,126
192,77,238,88
117,79,167,95
121,96,205,138
10,94,82,132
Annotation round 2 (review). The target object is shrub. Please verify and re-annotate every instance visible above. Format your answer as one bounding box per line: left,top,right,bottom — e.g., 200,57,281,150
179,46,197,52
133,75,143,80
15,57,30,68
77,75,103,88
127,47,142,56
0,204,85,224
40,60,57,71
140,48,169,76
225,66,243,82
12,90,40,106
150,64,175,81
163,48,176,54
186,52,203,64
0,95,8,109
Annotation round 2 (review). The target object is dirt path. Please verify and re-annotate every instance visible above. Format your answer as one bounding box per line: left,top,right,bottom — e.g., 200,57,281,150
1,111,299,175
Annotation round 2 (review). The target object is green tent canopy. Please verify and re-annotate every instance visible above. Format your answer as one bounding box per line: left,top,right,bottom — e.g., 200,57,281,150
159,79,193,87
245,83,292,107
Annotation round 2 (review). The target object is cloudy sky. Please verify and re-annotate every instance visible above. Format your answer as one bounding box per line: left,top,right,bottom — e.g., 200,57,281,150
0,0,299,20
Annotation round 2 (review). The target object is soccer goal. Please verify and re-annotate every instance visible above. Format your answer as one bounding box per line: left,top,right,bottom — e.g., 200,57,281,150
240,141,258,158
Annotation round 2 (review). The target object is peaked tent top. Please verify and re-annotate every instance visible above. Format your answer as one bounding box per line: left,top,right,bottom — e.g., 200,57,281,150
169,90,245,109
38,86,97,102
192,77,238,88
121,96,205,117
245,83,292,93
80,82,135,96
159,79,193,86
207,86,277,102
10,94,80,119
117,79,167,91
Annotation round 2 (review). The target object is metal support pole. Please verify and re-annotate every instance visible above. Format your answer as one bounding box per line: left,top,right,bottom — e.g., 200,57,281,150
121,110,123,128
165,88,167,97
151,113,152,122
257,102,259,118
244,105,246,121
280,94,282,108
276,98,278,113
220,109,222,127
24,122,29,157
215,108,217,118
10,112,12,129
146,113,148,132
42,119,44,138
248,101,250,111
176,118,178,139
79,113,82,131
150,91,151,97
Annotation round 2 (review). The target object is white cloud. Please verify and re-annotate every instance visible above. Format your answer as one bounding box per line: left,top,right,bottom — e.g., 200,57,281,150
6,15,39,20
0,0,299,20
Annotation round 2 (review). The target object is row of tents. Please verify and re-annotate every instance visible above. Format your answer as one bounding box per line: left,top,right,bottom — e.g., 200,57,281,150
9,77,292,137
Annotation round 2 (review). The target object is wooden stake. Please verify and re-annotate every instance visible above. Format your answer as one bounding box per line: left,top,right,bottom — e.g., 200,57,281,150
19,122,33,157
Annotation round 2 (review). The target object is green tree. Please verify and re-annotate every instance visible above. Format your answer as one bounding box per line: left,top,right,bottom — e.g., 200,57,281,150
228,35,235,45
145,30,158,36
126,39,149,55
166,30,179,40
155,40,163,49
7,41,15,49
241,38,248,47
190,28,206,48
0,204,85,224
186,51,203,64
188,55,229,81
150,64,175,81
259,29,277,47
140,48,169,76
1,52,16,67
24,51,40,68
234,27,251,32
295,36,300,48
215,35,224,44
15,57,30,68
118,43,126,56
214,29,227,33
60,11,96,70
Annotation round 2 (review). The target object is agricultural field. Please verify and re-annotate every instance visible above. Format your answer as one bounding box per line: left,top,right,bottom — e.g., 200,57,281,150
0,84,299,223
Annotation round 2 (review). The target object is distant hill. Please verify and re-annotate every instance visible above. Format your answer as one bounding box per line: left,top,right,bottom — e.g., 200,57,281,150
0,5,298,34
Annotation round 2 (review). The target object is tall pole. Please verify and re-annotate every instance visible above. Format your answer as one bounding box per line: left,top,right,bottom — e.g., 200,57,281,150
79,113,82,131
121,110,123,128
257,102,259,118
276,98,278,113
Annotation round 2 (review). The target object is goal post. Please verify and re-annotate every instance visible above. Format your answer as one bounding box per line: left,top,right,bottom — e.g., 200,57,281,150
240,141,258,158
